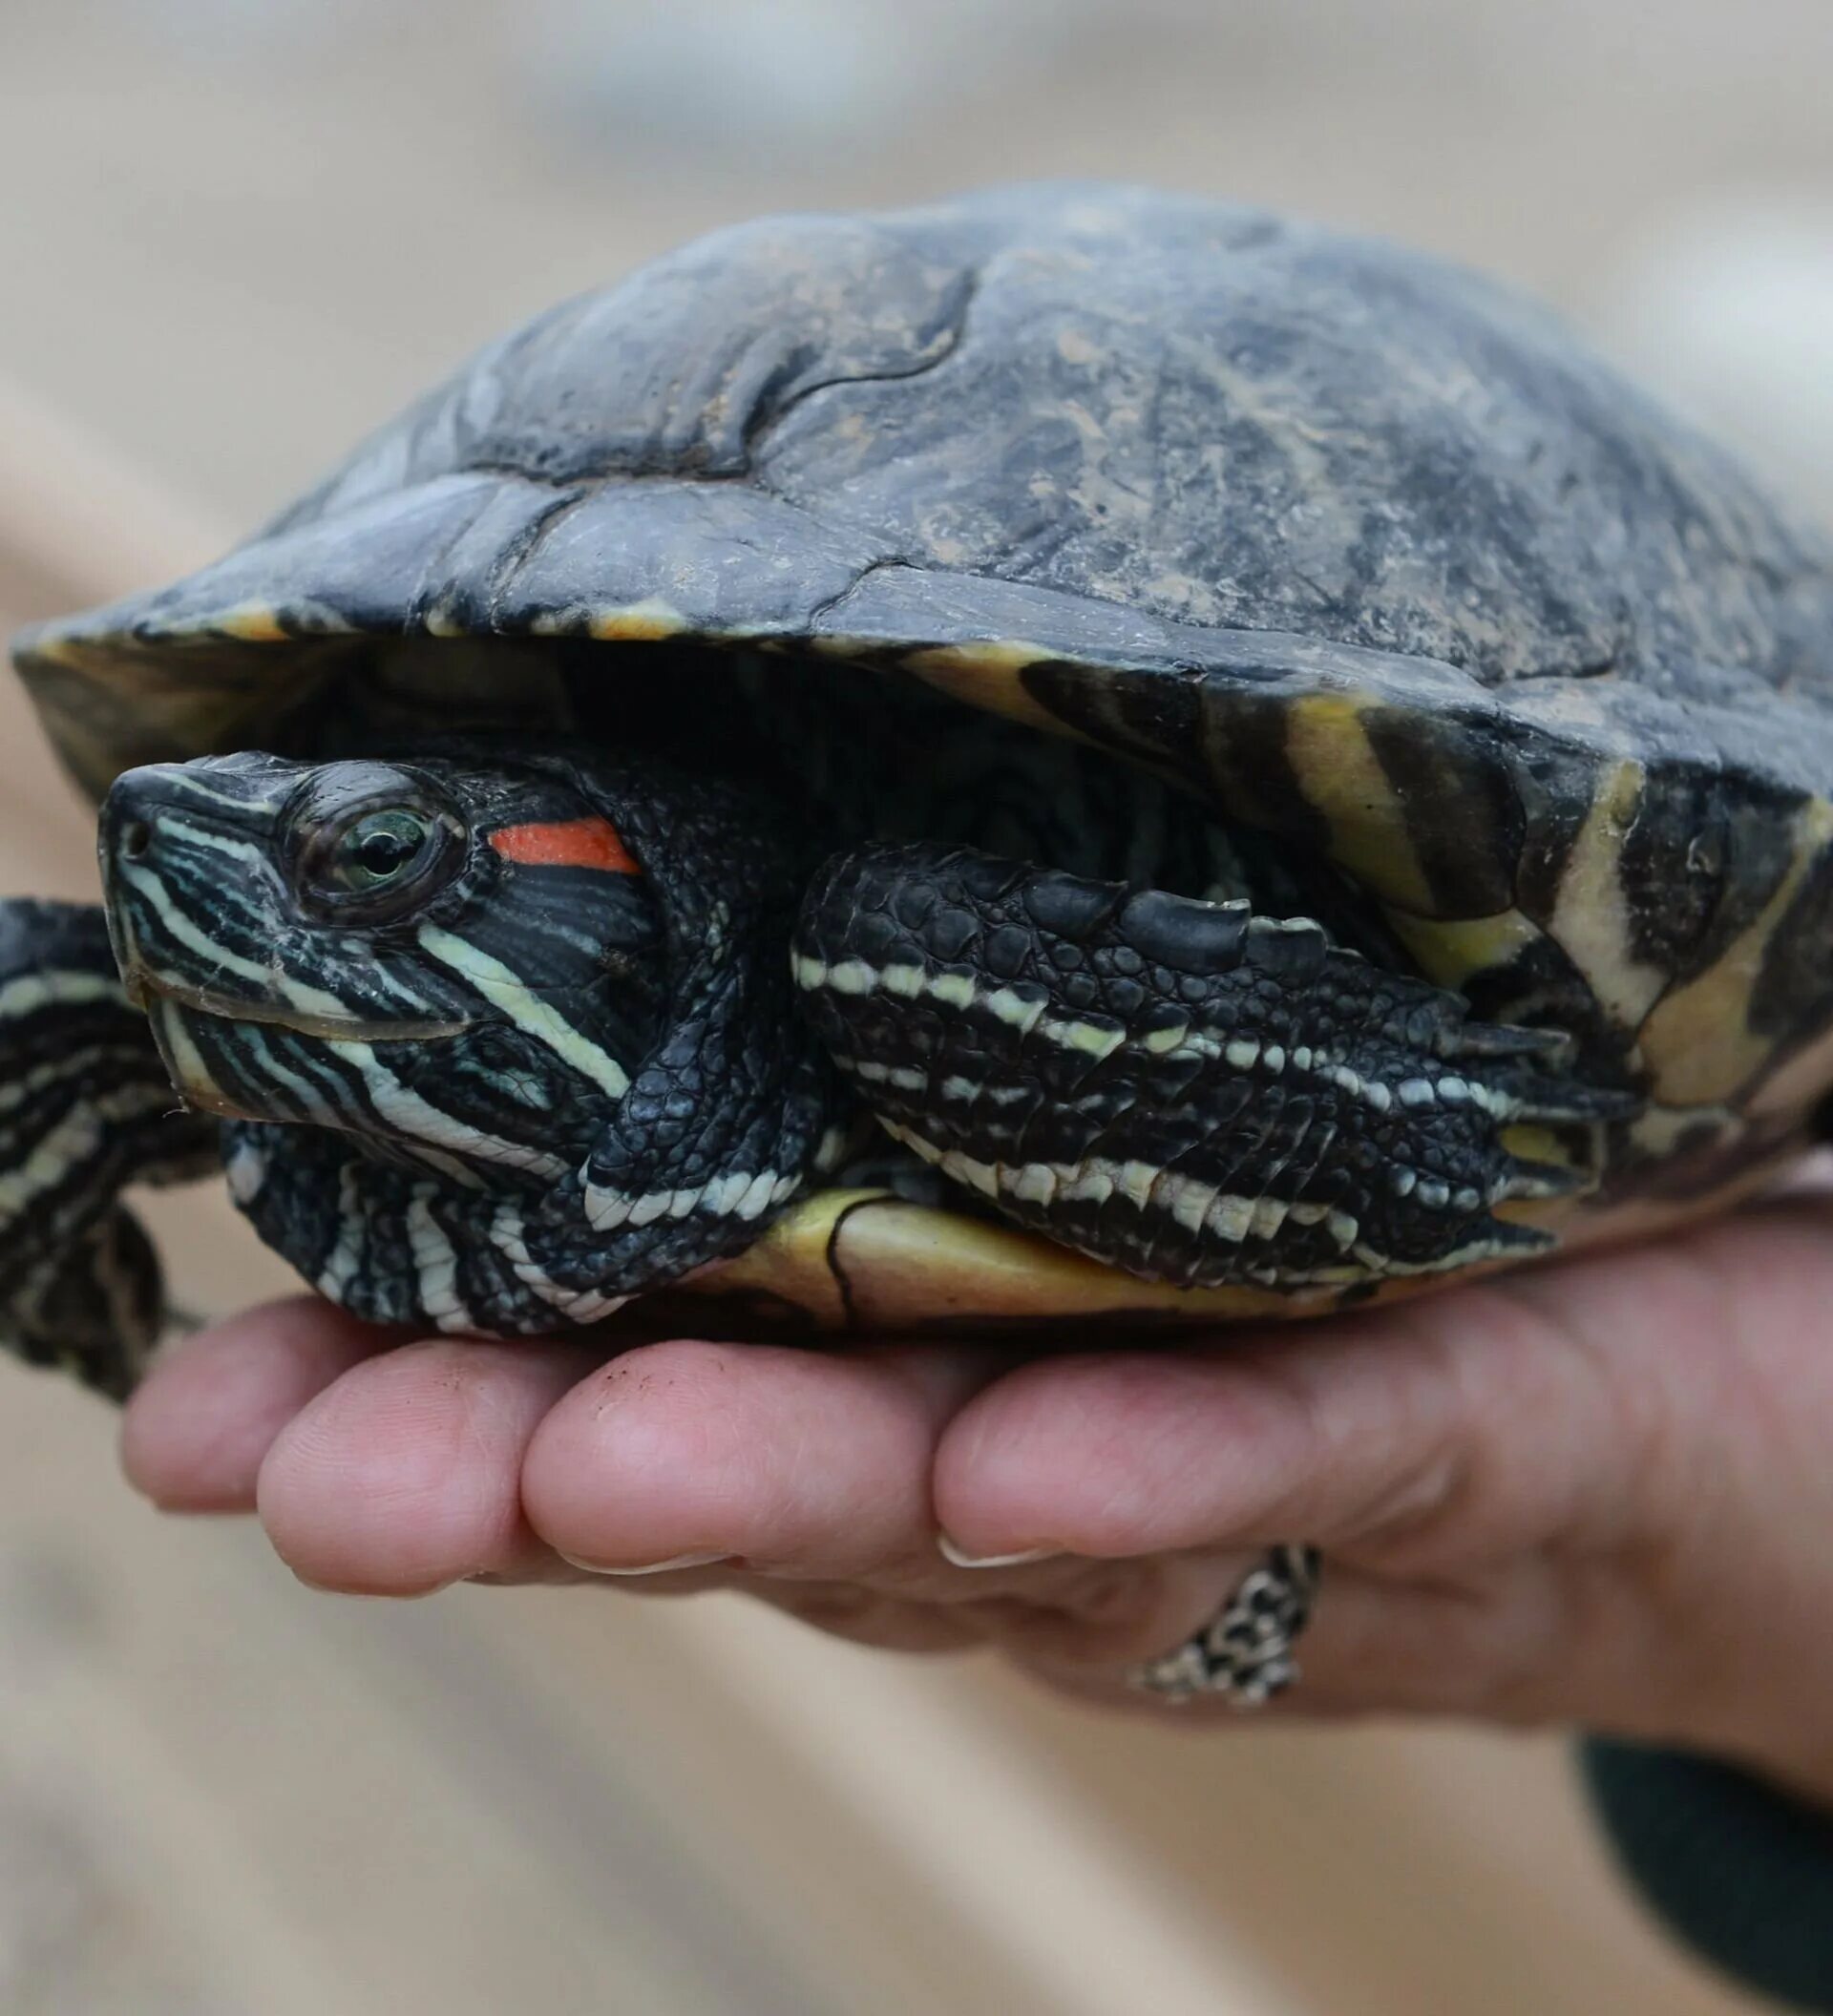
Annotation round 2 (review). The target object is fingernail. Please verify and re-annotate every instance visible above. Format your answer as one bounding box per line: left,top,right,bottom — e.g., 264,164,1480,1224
937,1534,1062,1569
290,1573,455,1600
559,1549,728,1577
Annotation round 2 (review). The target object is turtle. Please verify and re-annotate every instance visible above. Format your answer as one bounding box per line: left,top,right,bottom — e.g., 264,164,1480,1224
6,181,1833,1418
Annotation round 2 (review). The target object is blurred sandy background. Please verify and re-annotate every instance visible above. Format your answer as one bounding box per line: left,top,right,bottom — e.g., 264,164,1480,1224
0,2,1829,2009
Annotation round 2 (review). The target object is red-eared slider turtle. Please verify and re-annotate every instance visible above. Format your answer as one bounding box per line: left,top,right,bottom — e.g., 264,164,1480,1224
6,184,1833,1417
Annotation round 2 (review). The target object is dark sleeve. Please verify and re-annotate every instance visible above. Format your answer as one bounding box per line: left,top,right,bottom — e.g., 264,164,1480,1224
1583,1736,1833,2010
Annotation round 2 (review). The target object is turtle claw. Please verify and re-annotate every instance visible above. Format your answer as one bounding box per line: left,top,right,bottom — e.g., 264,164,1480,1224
1450,1019,1572,1063
1504,1074,1643,1127
1447,1015,1639,1127
1491,1158,1589,1205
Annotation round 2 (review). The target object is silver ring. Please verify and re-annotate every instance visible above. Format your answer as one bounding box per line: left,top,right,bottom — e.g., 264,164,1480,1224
1125,1544,1321,1708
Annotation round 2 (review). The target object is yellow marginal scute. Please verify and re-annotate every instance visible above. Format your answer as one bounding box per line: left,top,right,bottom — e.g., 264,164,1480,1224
1547,760,1668,1029
587,598,686,642
213,602,291,643
1384,906,1542,995
899,639,1078,737
16,627,88,670
1639,798,1833,1106
1282,694,1438,914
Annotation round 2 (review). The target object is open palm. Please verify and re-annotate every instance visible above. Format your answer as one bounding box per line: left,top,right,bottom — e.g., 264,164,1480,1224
122,1197,1833,1806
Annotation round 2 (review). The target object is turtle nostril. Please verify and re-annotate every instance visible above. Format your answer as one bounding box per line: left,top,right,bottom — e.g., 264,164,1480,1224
119,820,152,861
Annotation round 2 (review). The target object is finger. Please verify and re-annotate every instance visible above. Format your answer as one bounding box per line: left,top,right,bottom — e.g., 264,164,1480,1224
522,1336,1003,1581
120,1296,391,1512
980,1550,1559,1726
967,1548,1268,1670
544,1549,1222,1667
929,1214,1810,1569
931,1302,1541,1566
629,1555,1221,1662
1093,1559,1598,1727
757,1550,1267,1670
1274,1561,1572,1721
258,1336,598,1594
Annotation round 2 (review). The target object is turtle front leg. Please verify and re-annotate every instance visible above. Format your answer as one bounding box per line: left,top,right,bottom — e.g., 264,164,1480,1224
221,895,848,1336
792,845,1635,1292
0,901,217,1397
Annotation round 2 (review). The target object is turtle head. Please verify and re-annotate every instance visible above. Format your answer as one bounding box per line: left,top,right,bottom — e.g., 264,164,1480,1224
96,743,842,1334
98,750,665,1170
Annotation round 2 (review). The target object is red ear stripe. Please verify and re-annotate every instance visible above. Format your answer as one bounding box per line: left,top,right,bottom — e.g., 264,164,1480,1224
488,817,642,873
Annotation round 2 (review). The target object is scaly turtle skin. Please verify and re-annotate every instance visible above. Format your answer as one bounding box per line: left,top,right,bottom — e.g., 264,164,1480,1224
6,182,1833,1400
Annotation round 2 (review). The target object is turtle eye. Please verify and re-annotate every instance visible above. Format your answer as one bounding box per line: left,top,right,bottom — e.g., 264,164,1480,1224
297,795,462,918
330,808,433,891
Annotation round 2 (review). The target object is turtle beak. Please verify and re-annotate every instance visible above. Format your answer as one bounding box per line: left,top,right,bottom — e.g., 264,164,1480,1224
100,755,294,878
98,755,478,1053
97,756,301,1028
99,761,278,996
98,762,193,999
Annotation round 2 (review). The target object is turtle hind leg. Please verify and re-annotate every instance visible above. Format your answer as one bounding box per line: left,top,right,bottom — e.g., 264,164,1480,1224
0,899,217,1399
792,845,1636,1292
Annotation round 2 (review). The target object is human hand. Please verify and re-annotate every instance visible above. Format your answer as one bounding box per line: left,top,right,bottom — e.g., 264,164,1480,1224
119,1196,1833,1809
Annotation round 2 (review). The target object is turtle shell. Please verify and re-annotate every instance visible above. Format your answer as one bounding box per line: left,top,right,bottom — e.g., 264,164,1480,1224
16,183,1833,1327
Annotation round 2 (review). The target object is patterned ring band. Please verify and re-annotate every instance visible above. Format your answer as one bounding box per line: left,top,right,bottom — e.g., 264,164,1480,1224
1125,1544,1322,1708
